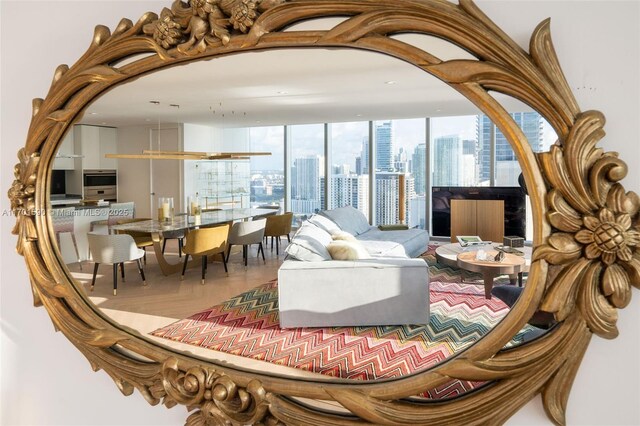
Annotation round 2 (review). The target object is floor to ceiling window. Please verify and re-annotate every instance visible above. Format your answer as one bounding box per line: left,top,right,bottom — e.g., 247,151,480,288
289,124,325,226
237,112,550,237
249,126,285,210
329,121,370,219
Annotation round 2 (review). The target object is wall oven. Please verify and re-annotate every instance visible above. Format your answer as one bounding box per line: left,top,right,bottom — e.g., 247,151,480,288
83,169,117,201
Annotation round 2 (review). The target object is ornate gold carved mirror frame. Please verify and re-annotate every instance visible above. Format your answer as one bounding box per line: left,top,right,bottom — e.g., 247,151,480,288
9,0,639,424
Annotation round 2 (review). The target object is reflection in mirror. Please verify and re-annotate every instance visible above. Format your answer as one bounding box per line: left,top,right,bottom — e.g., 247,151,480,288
51,47,556,401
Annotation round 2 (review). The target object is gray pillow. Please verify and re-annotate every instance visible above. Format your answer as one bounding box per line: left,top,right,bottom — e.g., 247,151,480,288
285,222,332,261
320,206,370,236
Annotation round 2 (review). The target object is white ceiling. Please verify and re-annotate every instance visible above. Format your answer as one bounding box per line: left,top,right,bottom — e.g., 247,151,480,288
79,34,532,129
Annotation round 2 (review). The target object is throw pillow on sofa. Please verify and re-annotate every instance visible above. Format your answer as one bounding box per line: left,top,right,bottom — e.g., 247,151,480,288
320,206,370,236
327,240,371,260
284,222,332,262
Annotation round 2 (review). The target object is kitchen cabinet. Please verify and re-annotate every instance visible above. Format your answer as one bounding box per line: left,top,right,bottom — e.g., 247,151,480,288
52,129,75,170
74,125,118,170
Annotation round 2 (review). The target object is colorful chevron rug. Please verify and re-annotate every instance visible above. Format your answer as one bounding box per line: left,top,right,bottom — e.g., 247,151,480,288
151,245,537,399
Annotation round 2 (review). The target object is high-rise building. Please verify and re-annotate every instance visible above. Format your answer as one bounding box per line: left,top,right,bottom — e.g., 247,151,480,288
375,172,415,226
412,143,426,194
294,156,321,201
394,147,409,173
433,135,461,186
477,112,543,185
333,164,351,175
375,121,393,171
360,137,369,175
330,174,369,215
477,116,492,185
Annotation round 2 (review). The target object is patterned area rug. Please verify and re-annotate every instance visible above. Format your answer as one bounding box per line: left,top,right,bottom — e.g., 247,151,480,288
151,246,536,399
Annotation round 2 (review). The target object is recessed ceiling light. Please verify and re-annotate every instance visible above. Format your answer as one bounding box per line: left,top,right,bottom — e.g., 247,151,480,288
277,91,288,95
101,122,107,125
436,108,442,112
356,114,363,117
385,80,397,85
89,112,98,115
256,120,262,124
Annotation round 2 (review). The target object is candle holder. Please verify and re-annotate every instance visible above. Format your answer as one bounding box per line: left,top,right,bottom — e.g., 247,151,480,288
188,195,201,225
157,197,174,222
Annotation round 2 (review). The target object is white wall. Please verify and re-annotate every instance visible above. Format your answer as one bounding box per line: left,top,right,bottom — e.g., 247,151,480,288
1,1,638,425
117,125,153,217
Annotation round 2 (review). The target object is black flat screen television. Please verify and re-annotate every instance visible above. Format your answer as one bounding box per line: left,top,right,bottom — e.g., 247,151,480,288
432,186,526,238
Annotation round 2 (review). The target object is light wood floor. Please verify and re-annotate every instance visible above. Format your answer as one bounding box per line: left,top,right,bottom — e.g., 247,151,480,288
67,239,346,383
70,240,283,319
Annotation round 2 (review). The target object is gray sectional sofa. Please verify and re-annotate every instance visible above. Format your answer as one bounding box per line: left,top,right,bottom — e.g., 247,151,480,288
278,206,430,328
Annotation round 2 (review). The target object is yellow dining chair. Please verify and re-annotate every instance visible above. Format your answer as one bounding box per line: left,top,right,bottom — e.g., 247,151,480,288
263,212,293,255
181,224,230,284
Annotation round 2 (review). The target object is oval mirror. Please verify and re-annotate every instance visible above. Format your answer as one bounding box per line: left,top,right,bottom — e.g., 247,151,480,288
8,1,638,424
52,46,556,395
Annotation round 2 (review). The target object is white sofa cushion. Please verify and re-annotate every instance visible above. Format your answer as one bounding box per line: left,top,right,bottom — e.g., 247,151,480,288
284,222,332,261
356,227,430,258
307,213,341,234
320,206,370,236
327,240,371,260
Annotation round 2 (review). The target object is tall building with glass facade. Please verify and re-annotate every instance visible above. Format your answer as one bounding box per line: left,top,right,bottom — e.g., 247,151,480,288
294,156,321,200
412,143,426,194
375,121,393,172
359,137,369,175
433,135,461,186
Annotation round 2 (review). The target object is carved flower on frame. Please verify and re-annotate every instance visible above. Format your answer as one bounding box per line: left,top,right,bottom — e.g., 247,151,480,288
228,0,258,33
8,148,40,254
143,8,184,49
577,208,639,266
192,0,219,19
536,111,640,338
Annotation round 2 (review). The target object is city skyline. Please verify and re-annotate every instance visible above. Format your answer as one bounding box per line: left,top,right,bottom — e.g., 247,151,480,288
248,115,556,173
248,112,553,227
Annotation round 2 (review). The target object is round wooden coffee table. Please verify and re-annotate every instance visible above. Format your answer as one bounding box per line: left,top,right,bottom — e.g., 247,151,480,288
456,250,526,299
435,243,532,299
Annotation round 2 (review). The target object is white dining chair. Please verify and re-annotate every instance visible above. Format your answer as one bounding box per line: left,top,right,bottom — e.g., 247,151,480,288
226,219,267,268
87,233,146,295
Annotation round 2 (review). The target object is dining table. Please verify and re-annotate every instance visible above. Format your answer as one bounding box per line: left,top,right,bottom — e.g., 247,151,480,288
109,208,278,276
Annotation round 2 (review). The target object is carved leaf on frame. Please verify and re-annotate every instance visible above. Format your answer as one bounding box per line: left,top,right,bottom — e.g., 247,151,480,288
537,111,640,338
529,19,580,128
